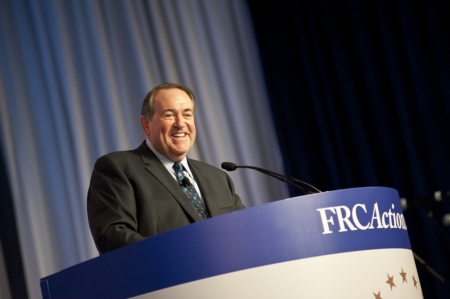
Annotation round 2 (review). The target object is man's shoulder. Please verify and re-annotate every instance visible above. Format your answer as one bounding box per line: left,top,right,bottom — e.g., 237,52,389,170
95,142,150,164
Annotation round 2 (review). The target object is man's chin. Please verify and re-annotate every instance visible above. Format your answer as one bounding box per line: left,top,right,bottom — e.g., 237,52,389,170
169,149,189,160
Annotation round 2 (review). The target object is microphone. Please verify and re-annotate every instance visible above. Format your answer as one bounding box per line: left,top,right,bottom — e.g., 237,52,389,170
221,162,238,171
221,162,321,195
400,191,450,210
181,176,191,185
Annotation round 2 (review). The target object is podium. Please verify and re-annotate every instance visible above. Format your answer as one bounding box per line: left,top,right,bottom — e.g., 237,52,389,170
40,187,423,298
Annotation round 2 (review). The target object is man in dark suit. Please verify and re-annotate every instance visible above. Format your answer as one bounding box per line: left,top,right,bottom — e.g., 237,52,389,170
87,83,245,254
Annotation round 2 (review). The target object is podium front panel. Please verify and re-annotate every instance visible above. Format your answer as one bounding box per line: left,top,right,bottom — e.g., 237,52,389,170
40,187,422,298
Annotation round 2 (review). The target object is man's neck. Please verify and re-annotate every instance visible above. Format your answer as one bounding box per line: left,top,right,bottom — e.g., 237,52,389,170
145,139,186,164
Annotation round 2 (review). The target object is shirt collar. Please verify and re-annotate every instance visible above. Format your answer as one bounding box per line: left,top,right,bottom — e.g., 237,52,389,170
145,139,192,175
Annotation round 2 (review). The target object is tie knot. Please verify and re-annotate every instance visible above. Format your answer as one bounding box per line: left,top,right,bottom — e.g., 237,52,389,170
173,162,182,171
173,162,184,181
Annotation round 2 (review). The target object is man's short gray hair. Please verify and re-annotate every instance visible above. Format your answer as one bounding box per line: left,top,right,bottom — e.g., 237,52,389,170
141,83,196,120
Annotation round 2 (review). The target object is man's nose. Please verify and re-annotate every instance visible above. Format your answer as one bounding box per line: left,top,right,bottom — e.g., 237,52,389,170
174,116,184,128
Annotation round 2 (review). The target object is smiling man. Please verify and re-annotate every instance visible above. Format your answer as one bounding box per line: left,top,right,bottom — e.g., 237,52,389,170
87,83,245,254
141,87,196,162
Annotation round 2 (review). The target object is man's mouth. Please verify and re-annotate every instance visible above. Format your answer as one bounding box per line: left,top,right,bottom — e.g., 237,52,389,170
172,133,187,138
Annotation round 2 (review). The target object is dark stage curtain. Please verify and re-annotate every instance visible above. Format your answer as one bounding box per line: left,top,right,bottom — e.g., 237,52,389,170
247,0,450,298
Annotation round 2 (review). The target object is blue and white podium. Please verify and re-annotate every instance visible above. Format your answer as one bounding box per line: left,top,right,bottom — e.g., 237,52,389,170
40,187,423,298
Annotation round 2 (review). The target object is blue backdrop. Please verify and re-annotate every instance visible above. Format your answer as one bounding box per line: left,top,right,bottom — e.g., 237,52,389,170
0,1,288,297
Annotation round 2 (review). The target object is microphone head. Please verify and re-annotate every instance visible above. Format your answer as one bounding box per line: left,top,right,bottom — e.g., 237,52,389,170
182,177,191,185
221,162,237,171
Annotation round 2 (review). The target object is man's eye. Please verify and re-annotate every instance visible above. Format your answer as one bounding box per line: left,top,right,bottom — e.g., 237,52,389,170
163,113,174,118
184,113,193,118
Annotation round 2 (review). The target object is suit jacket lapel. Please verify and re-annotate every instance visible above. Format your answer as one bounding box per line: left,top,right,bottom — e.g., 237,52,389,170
136,142,203,222
188,159,223,217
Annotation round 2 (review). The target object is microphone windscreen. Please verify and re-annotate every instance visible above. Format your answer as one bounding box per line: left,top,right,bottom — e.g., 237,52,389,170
182,177,191,185
221,162,237,171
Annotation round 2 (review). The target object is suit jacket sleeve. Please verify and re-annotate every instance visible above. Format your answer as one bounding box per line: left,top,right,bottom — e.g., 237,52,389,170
87,154,145,254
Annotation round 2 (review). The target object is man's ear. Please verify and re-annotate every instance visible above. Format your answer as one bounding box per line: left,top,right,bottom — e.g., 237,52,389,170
140,116,150,136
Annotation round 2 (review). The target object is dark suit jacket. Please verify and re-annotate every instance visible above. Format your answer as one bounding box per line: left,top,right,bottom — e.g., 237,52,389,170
87,141,245,254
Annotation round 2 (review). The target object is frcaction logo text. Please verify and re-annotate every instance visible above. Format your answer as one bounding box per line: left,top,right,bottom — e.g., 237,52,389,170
317,203,407,234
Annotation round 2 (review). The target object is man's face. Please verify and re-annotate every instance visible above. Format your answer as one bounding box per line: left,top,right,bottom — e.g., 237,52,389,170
141,88,196,162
